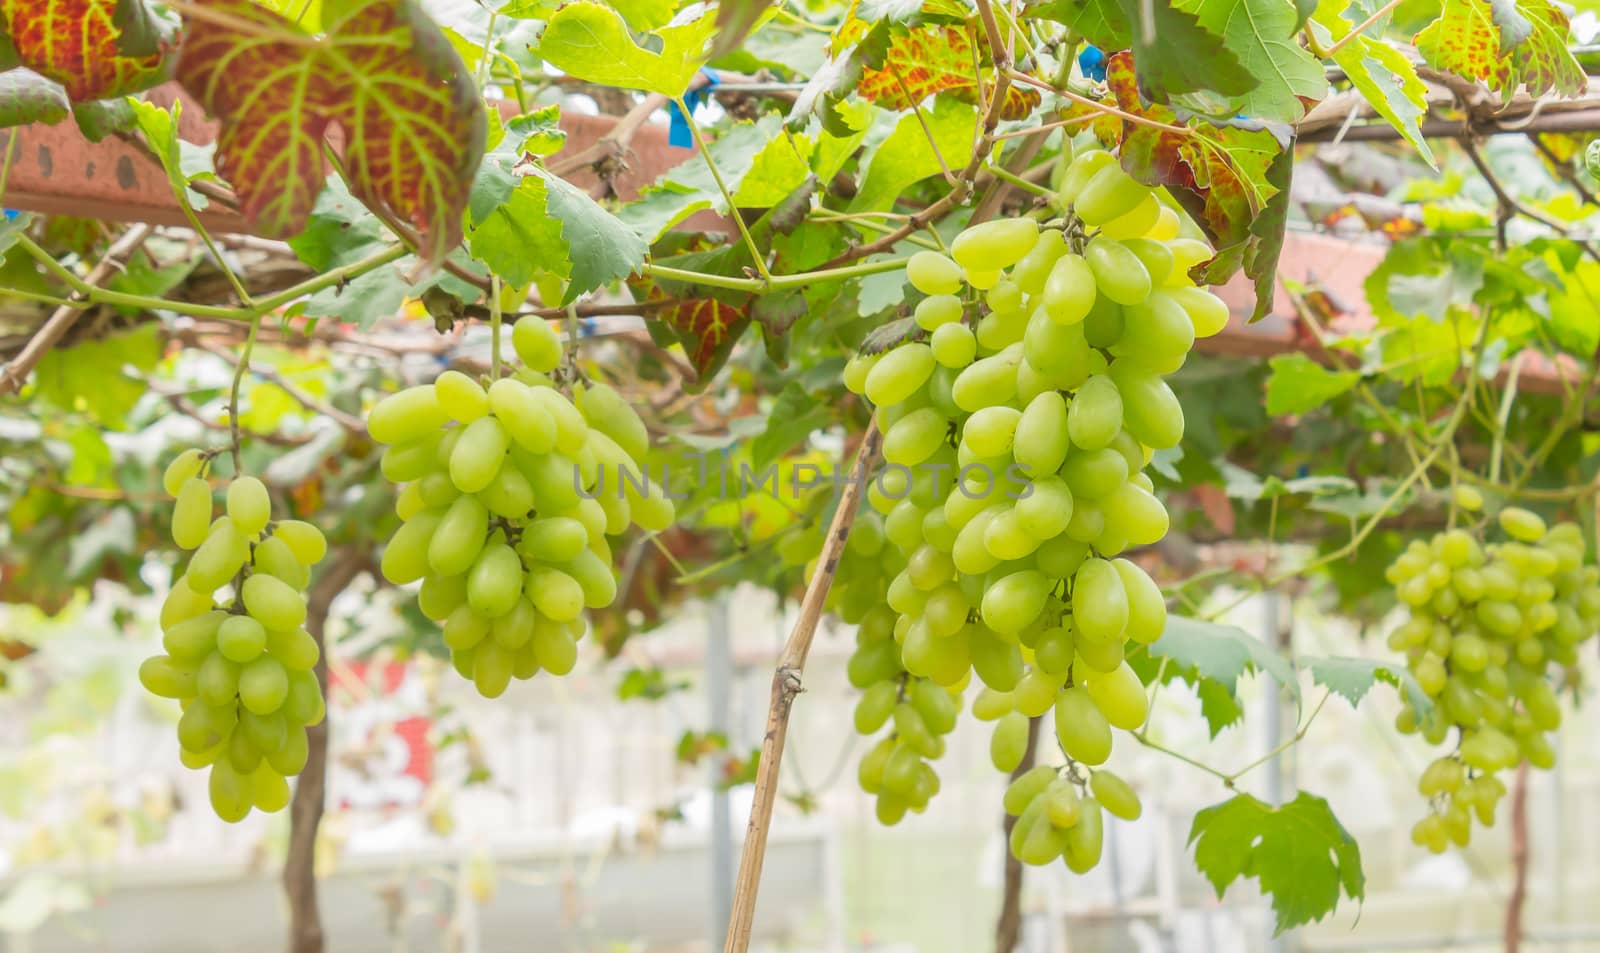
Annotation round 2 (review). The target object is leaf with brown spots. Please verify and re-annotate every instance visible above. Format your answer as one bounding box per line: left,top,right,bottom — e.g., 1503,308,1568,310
174,0,486,265
857,24,1040,119
1414,0,1584,98
0,0,173,102
1103,51,1290,320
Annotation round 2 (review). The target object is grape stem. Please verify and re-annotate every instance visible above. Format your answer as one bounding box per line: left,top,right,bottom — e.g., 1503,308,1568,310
228,314,266,475
721,420,882,953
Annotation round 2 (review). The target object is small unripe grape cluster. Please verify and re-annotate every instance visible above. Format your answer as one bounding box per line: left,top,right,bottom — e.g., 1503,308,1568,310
837,148,1222,870
141,450,329,822
853,666,961,824
1000,761,1140,871
368,319,673,698
1387,493,1600,852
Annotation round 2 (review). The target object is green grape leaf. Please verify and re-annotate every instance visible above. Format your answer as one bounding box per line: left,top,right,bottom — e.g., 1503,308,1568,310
1189,791,1365,934
536,1,717,97
0,68,69,127
750,382,829,470
1489,0,1533,47
1036,0,1256,99
1263,352,1360,414
1302,655,1431,716
1103,52,1289,314
467,177,570,289
617,116,784,243
31,324,161,428
527,167,649,304
127,97,208,209
852,95,977,211
1312,0,1433,165
70,96,136,141
1149,614,1301,704
0,0,172,102
1181,0,1325,121
174,0,487,265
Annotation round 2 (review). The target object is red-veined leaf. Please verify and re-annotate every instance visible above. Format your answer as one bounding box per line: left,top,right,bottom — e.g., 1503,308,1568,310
658,298,752,381
174,0,486,265
857,24,1039,119
0,0,171,101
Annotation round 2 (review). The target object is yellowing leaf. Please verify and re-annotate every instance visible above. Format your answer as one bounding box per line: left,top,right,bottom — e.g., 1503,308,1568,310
537,2,716,97
1313,0,1433,165
0,0,172,101
174,0,487,265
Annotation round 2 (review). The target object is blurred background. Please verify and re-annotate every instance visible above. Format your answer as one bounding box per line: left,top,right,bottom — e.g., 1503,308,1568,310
3,574,1598,953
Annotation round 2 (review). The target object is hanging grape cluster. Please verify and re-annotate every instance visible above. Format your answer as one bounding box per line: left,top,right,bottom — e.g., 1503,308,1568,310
1386,492,1600,852
369,318,673,698
140,451,330,822
838,146,1225,870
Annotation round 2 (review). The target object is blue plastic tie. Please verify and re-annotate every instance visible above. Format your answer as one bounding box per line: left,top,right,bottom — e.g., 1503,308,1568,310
1078,45,1107,82
668,68,720,148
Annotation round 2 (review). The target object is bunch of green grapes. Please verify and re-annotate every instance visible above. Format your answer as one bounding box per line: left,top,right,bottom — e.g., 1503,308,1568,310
1386,494,1600,853
775,490,903,624
140,451,329,822
835,148,1224,869
999,761,1141,871
851,659,961,824
368,319,673,698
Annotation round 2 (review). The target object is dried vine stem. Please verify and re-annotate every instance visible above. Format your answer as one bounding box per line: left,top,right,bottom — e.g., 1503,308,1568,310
818,0,1015,268
722,420,883,953
0,225,154,395
285,548,366,953
1504,760,1531,953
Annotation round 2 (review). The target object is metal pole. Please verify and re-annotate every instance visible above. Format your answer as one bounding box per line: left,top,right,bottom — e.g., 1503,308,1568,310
708,597,734,952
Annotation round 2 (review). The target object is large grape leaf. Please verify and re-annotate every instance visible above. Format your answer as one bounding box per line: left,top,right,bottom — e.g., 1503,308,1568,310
0,0,172,102
856,25,1038,119
536,1,717,97
1034,0,1256,100
1148,614,1301,705
1189,792,1364,934
174,0,486,265
1301,655,1431,716
1180,0,1325,121
1263,353,1360,414
852,95,977,211
525,167,649,304
617,116,784,243
0,68,69,126
1312,0,1432,165
1103,52,1290,319
1414,0,1506,87
466,176,570,289
1413,0,1581,97
1500,0,1585,98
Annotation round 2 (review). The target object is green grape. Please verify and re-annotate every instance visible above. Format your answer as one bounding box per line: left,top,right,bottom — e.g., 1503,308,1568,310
1499,507,1547,542
468,542,524,618
1100,482,1169,546
952,219,1039,270
1072,558,1128,642
1004,765,1057,815
1084,238,1151,306
981,570,1051,635
254,535,309,589
1023,313,1093,391
512,317,564,372
1062,798,1105,873
529,387,591,456
1116,292,1194,374
1012,668,1066,717
239,656,289,714
1061,448,1129,500
491,598,538,649
283,671,325,726
1081,296,1124,348
382,433,443,483
265,626,319,670
368,385,449,445
987,280,1024,314
449,416,509,494
218,615,267,663
1013,392,1070,477
1074,165,1149,226
885,407,949,466
275,520,327,566
1014,800,1066,865
161,581,215,629
429,494,489,577
173,477,214,550
906,251,964,296
1168,286,1230,337
382,510,443,585
964,406,1022,458
975,308,1029,351
528,566,585,622
197,652,240,706
567,550,619,608
964,267,1002,290
915,294,964,330
854,682,898,734
1108,362,1184,449
1012,229,1067,295
139,655,198,699
188,519,250,593
242,573,307,631
519,451,582,513
474,642,515,698
1114,558,1167,643
621,468,676,531
486,379,558,453
911,679,959,734
1042,254,1096,325
444,605,491,651
209,761,252,823
952,345,1022,411
1099,193,1161,240
1036,535,1089,579
1054,686,1112,765
1055,150,1116,207
1067,376,1122,451
575,381,650,463
1120,238,1175,286
1044,777,1082,828
930,322,978,368
480,465,535,519
227,731,262,773
990,710,1031,772
1454,485,1485,512
970,625,1024,691
164,449,208,497
251,764,292,813
1085,661,1149,730
434,369,489,423
1015,477,1074,540
164,609,226,661
865,343,937,407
